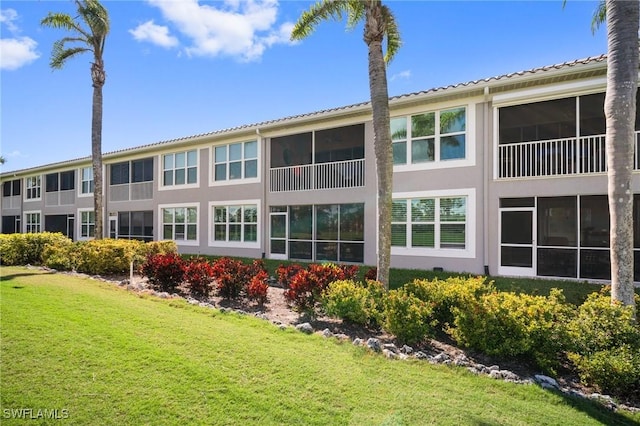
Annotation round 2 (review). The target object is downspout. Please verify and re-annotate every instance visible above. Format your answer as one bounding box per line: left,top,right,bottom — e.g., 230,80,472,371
483,86,490,276
257,128,266,259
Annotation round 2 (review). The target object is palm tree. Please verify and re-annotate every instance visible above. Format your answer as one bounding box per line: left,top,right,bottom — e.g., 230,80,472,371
42,0,109,240
292,0,401,288
0,156,5,165
603,0,639,315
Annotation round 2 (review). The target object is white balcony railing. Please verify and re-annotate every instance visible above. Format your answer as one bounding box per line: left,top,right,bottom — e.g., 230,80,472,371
270,158,365,192
498,132,640,179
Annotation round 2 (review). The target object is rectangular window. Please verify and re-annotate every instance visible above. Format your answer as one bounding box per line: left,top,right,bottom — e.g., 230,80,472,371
25,212,41,233
110,162,130,185
212,204,258,244
80,210,95,238
45,171,75,192
392,107,466,165
46,173,58,192
81,167,94,194
392,196,467,250
3,179,20,197
214,141,258,182
132,158,153,183
162,206,197,242
117,211,153,242
25,176,41,200
163,150,198,186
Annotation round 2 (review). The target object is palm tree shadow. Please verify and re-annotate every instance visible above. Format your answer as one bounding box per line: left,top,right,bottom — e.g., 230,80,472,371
0,271,55,282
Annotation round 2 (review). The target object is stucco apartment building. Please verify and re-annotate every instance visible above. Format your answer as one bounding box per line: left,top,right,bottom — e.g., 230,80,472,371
3,54,640,282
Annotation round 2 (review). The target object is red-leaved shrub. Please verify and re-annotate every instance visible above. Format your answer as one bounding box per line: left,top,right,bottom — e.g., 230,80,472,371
141,252,186,293
247,269,269,304
184,258,214,298
276,264,304,289
211,257,268,300
364,267,377,281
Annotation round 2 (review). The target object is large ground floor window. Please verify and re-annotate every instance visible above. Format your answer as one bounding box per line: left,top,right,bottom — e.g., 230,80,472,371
160,205,198,243
499,194,640,281
271,203,364,263
44,214,74,239
1,215,20,234
118,210,153,242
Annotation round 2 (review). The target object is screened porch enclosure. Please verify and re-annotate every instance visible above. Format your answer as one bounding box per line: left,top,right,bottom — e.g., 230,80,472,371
269,124,365,192
498,91,640,179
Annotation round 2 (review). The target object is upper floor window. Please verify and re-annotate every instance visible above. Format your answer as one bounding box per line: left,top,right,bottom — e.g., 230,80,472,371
214,141,258,182
110,158,153,185
391,107,466,165
25,176,41,200
80,167,94,194
46,170,75,192
2,179,21,197
163,150,197,187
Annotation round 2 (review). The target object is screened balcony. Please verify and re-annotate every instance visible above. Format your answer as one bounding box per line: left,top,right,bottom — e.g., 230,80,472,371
498,132,640,179
269,124,365,192
497,91,640,179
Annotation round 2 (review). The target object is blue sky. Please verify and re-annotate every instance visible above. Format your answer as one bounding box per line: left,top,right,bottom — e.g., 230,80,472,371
0,0,607,173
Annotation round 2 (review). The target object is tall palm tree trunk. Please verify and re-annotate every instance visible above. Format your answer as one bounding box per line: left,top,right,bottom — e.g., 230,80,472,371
92,60,105,239
365,3,392,288
605,0,638,314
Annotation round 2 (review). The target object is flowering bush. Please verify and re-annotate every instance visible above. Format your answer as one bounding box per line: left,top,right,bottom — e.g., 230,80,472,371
184,258,214,298
247,270,269,305
141,252,186,293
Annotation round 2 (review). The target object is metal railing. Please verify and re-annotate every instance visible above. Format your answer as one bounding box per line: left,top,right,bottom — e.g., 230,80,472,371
498,132,640,179
270,158,365,192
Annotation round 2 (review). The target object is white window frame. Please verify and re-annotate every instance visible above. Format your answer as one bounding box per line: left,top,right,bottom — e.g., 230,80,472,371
391,188,476,259
159,149,200,190
208,199,261,249
392,103,475,172
209,140,260,186
158,203,199,246
24,210,41,233
24,175,41,201
77,208,95,240
78,166,94,197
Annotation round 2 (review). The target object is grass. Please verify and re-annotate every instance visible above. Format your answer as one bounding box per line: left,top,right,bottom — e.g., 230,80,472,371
2,266,639,425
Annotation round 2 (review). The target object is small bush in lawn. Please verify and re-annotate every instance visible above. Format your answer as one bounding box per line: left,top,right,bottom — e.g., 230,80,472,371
404,276,495,331
142,252,186,293
566,290,640,395
383,288,435,345
184,258,214,298
449,289,574,373
322,279,385,327
247,270,269,305
211,257,248,299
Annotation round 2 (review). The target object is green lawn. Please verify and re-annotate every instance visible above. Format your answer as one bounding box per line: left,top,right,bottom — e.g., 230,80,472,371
1,266,638,425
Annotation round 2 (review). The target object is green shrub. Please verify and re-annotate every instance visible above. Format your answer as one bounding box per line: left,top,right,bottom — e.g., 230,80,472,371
568,345,640,396
383,288,435,345
0,232,71,266
566,290,640,395
322,279,385,326
144,240,178,257
403,276,495,331
41,238,76,271
450,289,573,372
75,239,145,275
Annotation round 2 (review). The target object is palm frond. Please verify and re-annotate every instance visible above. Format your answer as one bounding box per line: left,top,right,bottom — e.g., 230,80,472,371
291,0,352,40
41,12,91,40
380,4,401,63
51,45,90,69
591,1,606,34
345,0,366,31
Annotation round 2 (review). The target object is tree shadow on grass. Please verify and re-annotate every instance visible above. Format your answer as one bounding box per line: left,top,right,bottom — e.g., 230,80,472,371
552,389,639,426
0,271,55,283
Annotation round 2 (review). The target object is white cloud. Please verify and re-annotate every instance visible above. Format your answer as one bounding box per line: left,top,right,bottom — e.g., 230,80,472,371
0,9,19,33
143,0,295,61
0,9,39,71
130,20,179,48
390,70,412,82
